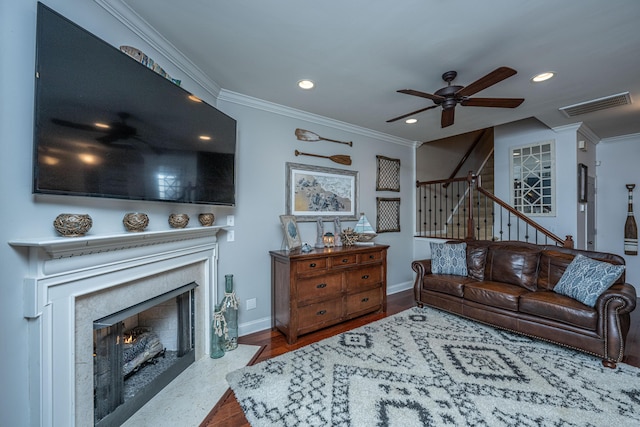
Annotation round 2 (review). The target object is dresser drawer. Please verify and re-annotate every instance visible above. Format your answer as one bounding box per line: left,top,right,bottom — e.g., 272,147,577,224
297,273,342,305
358,250,384,264
329,253,357,268
347,287,382,315
297,298,343,330
346,265,382,290
296,257,327,274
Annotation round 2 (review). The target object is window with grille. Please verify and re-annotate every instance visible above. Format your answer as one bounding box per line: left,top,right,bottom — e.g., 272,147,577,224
510,140,555,216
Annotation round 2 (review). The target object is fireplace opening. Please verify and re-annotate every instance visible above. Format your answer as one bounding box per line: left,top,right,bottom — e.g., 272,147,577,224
93,282,197,427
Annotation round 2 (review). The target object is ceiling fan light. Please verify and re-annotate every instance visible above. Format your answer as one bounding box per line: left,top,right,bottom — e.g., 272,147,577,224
531,72,555,83
297,79,314,90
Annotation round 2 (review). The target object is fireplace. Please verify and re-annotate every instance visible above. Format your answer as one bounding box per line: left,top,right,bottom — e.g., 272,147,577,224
10,227,223,427
93,283,197,426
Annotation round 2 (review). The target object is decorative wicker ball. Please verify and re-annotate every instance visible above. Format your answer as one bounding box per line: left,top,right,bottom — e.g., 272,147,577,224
168,213,190,228
53,213,93,237
340,228,359,246
198,213,215,227
123,212,149,232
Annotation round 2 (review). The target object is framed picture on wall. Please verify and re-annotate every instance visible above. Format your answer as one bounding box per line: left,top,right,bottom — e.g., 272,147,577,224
376,155,401,192
285,162,359,222
578,163,588,203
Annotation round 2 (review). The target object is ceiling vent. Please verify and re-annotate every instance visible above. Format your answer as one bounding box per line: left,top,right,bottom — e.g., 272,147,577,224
559,92,631,117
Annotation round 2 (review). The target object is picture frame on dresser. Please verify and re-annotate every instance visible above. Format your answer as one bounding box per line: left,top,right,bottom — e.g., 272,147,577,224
279,215,302,249
285,162,359,222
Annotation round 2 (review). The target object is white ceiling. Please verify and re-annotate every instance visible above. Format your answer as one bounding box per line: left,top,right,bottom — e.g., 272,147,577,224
119,0,640,143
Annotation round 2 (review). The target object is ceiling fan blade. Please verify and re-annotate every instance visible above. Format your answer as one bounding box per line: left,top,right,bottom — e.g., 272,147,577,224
441,108,455,128
461,97,524,108
397,89,445,102
455,67,517,98
386,105,438,123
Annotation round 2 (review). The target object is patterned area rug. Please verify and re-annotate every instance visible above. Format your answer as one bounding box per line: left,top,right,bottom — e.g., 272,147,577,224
227,307,640,426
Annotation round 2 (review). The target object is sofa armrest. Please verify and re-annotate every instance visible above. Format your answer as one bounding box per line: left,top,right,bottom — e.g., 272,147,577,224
412,259,432,277
595,282,637,363
596,283,637,315
412,259,432,304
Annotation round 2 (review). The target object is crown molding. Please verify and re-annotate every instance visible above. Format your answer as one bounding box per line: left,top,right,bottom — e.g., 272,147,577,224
601,132,640,144
94,0,221,99
218,89,416,147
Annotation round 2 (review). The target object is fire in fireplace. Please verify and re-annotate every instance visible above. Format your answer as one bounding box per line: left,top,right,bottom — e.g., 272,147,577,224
93,282,197,427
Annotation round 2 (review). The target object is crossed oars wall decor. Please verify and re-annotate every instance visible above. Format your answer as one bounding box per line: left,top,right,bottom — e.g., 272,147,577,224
294,128,353,166
295,128,353,147
294,150,352,166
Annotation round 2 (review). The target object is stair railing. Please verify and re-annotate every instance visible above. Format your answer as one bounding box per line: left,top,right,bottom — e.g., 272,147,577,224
416,171,573,247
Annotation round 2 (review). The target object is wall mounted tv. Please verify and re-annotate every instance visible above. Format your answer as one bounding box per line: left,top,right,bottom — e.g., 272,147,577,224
33,3,237,206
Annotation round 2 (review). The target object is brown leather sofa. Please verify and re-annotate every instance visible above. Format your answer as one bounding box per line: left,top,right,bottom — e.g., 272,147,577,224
412,240,637,368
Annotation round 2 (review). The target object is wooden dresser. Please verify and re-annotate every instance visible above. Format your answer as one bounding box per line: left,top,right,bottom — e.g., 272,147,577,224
269,244,389,344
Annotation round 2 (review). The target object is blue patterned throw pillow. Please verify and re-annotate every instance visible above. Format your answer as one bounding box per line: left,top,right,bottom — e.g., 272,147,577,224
430,242,468,276
553,254,624,307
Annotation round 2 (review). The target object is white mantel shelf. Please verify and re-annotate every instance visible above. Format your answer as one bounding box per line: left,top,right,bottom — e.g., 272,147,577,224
9,226,226,259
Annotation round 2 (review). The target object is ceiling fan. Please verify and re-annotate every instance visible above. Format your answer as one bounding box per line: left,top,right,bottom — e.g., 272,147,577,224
387,66,524,128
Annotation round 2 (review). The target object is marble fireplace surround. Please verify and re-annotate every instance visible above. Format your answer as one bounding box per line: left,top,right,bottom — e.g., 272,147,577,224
11,227,223,427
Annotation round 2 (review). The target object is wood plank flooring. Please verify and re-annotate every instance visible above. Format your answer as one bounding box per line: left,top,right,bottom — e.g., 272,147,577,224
201,289,640,427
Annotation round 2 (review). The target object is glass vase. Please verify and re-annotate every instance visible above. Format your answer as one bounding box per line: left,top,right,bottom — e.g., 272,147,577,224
221,274,239,351
210,304,226,359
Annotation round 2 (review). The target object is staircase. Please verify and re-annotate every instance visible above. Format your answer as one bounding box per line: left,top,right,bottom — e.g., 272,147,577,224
416,155,572,247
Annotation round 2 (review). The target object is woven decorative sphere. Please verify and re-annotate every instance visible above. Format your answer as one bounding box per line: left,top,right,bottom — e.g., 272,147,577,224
198,213,215,226
123,212,149,232
168,213,190,228
340,228,359,246
53,213,93,237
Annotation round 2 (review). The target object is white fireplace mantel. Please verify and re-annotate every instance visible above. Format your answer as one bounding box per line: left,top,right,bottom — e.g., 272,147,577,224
10,226,226,258
10,226,224,427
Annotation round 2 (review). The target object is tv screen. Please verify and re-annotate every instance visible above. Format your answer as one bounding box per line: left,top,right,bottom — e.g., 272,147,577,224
33,3,237,206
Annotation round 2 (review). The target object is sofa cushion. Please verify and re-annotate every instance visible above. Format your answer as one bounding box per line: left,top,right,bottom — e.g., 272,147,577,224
553,254,625,307
430,242,468,276
464,281,529,312
423,275,479,298
537,250,576,290
485,246,541,291
520,290,597,330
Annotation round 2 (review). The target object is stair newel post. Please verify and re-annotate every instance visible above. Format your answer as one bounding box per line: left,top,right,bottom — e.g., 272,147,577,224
466,171,475,240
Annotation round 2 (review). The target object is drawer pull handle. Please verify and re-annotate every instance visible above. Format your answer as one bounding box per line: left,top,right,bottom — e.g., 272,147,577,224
317,310,327,316
361,297,369,302
369,255,375,259
316,283,327,289
362,274,370,279
309,263,317,268
342,258,349,263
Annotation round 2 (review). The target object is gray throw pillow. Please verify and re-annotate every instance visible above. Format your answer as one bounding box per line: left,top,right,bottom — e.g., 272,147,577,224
430,242,468,276
553,254,624,307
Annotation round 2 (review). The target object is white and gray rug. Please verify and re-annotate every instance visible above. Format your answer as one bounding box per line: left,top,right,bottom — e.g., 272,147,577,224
227,307,640,426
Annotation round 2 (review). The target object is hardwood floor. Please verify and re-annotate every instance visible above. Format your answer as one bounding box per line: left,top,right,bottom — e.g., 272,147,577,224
201,289,640,427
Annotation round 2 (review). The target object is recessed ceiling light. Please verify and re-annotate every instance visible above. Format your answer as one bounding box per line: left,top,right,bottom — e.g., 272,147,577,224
94,122,110,129
188,94,203,103
199,135,211,141
405,118,418,124
531,72,555,83
297,79,315,90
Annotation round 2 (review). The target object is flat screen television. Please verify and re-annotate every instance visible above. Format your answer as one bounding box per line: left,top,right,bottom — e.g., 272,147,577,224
33,2,237,206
